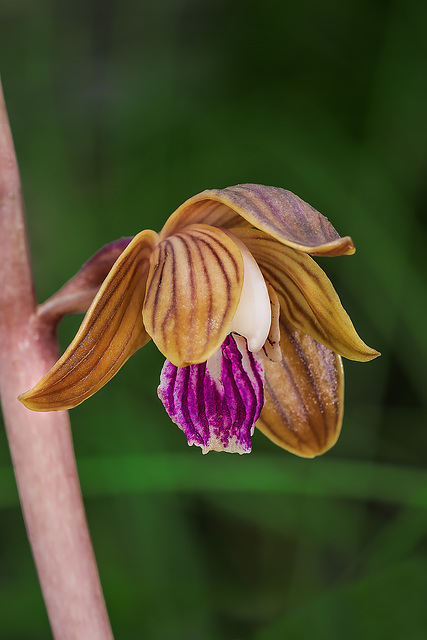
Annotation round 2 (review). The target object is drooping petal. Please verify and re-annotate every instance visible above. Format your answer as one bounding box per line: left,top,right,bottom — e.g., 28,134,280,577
235,228,379,362
143,224,244,367
161,183,354,256
158,334,264,454
256,317,344,458
19,230,159,411
37,237,133,323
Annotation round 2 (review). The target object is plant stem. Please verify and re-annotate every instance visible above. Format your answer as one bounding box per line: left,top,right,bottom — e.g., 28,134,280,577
0,78,113,639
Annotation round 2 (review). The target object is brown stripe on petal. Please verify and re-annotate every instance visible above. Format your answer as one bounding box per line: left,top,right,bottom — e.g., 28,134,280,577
285,324,331,446
191,237,214,337
269,324,326,450
143,224,244,367
256,317,344,457
197,231,242,283
160,184,354,256
235,228,380,362
265,355,319,450
19,229,159,411
160,234,200,350
146,243,168,334
260,265,330,343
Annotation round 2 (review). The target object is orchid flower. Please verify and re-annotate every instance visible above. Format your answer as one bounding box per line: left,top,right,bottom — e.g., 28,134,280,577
19,184,379,457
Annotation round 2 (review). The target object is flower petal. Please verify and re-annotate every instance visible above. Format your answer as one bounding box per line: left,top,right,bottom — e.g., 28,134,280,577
143,224,244,367
19,230,159,411
235,228,379,362
158,334,264,454
256,317,344,457
161,184,354,256
225,230,271,353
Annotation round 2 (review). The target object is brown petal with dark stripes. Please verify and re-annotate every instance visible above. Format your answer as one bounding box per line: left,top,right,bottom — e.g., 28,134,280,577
19,230,159,411
143,224,244,367
256,317,344,457
235,228,380,362
160,183,354,256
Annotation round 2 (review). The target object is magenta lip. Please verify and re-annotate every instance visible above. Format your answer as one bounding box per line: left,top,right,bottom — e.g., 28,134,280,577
158,334,264,454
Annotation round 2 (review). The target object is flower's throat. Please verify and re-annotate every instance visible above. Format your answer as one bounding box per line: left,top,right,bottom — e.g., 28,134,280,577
225,230,271,353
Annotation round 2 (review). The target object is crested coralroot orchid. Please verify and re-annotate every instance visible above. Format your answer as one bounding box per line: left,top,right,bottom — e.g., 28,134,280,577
19,184,379,457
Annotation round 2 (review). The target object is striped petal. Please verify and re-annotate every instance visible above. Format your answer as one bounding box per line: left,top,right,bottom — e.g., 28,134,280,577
158,334,264,454
235,228,379,362
256,317,344,457
19,230,158,411
161,183,354,256
143,224,244,367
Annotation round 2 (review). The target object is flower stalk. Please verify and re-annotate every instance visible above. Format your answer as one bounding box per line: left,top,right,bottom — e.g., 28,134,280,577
0,79,113,639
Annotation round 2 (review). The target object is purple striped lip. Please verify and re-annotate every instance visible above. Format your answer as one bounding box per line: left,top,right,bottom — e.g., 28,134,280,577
157,334,265,454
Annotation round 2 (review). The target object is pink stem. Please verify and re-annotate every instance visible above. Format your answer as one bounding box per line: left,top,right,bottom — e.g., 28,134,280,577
0,79,113,639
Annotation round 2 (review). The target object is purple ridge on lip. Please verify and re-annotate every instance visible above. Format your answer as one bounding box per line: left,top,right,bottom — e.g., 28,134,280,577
157,334,265,454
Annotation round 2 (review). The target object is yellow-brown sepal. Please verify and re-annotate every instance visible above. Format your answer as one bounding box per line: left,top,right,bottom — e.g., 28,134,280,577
143,224,244,367
19,229,159,411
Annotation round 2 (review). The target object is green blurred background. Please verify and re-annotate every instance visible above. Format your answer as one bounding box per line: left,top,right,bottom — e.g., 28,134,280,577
1,0,427,638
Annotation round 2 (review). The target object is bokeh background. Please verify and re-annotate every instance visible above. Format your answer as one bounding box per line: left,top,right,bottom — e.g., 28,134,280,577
1,0,427,638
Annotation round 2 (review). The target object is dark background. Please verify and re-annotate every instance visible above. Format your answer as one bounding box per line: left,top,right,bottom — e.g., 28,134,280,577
1,0,427,638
